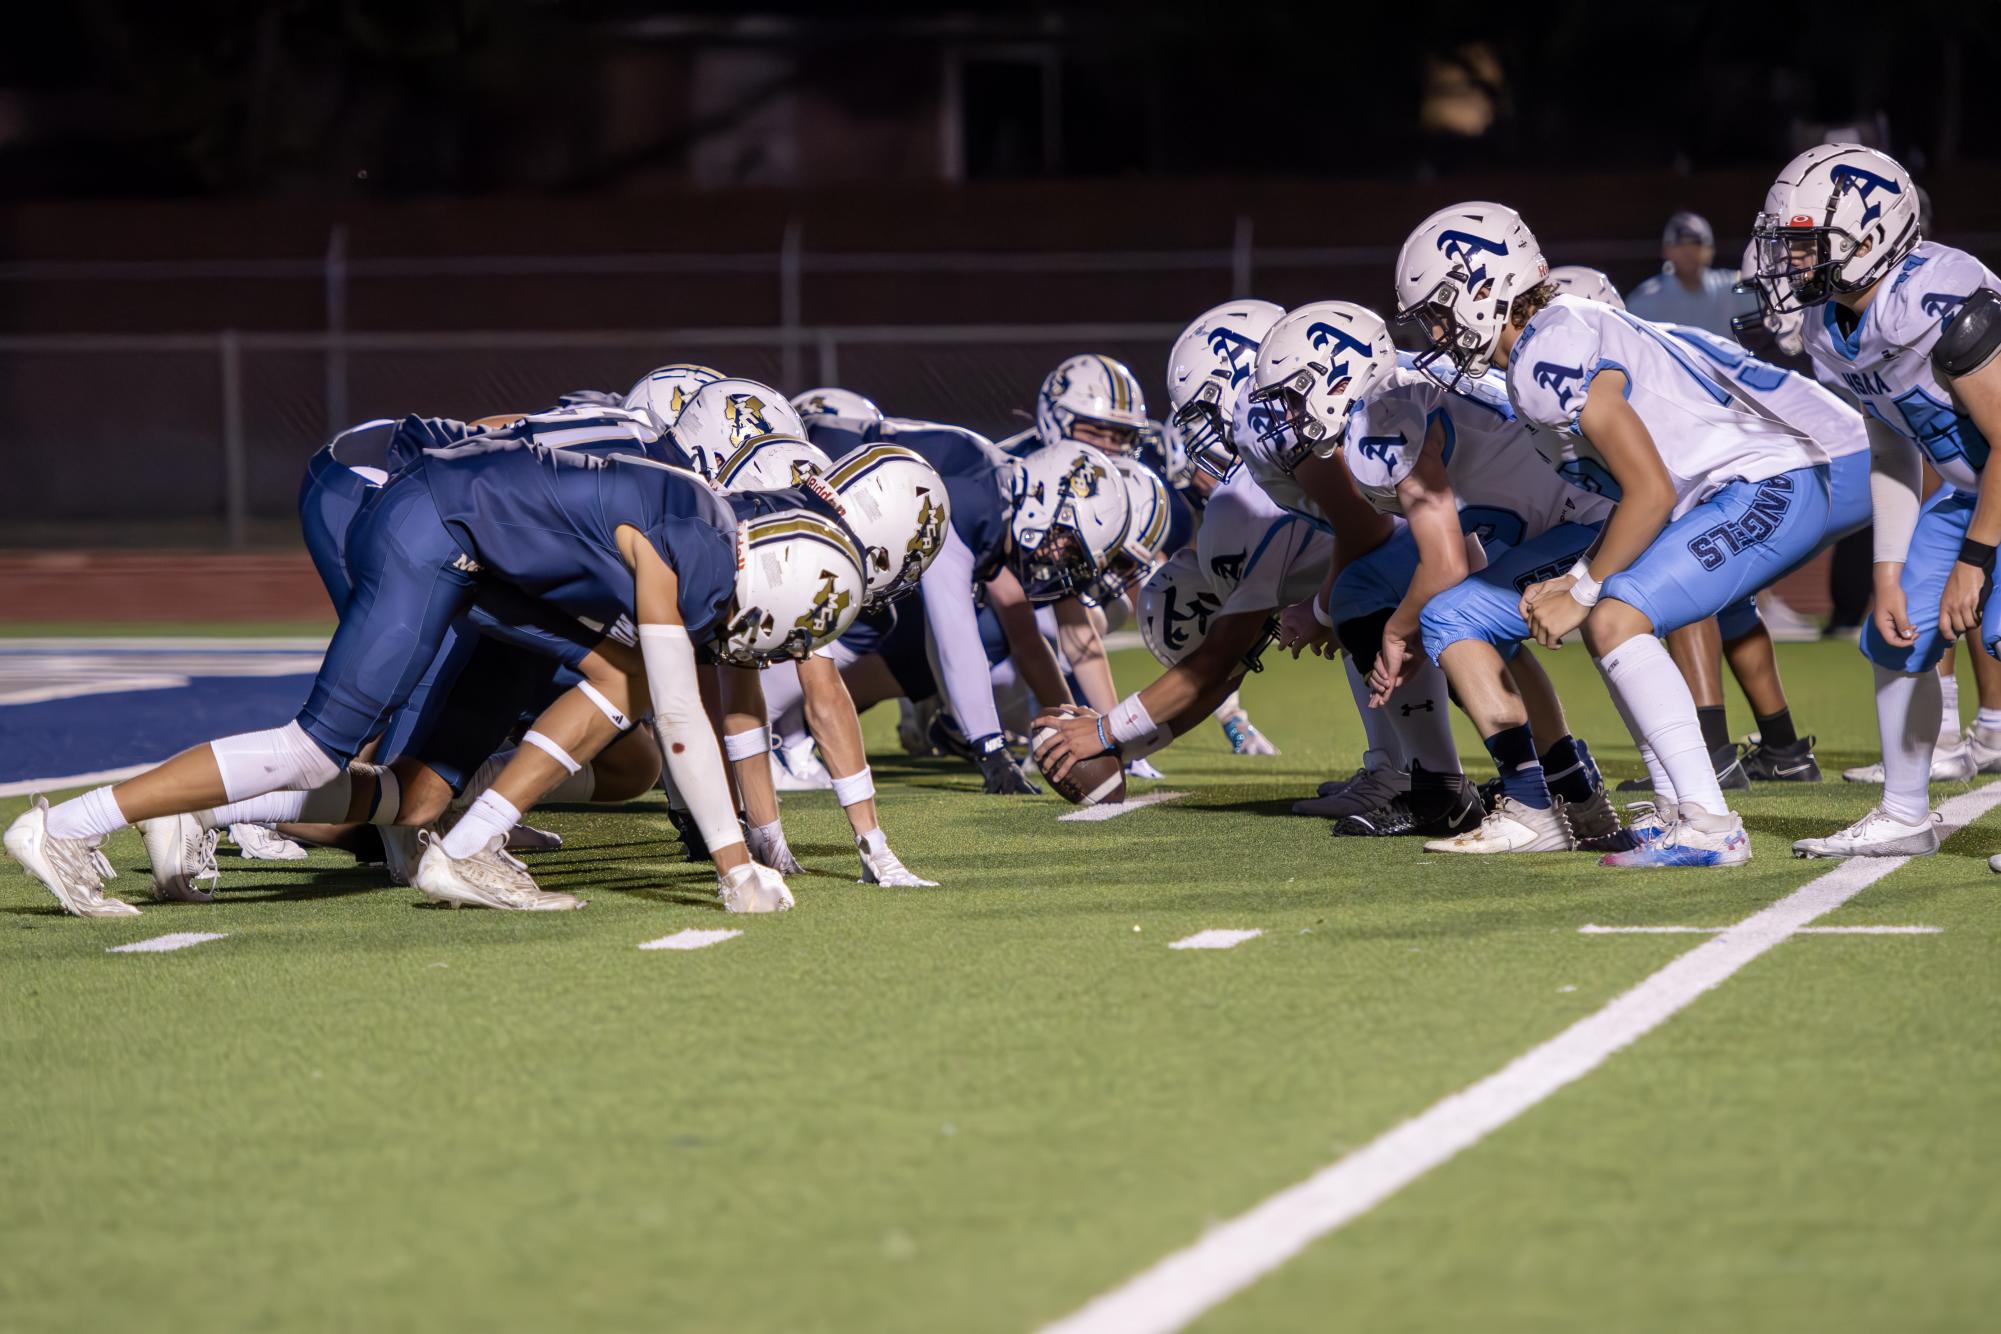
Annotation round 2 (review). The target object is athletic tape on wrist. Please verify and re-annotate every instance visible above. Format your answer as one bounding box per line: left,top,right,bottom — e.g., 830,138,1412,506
723,726,772,761
1106,694,1158,746
830,765,875,807
578,681,632,730
1567,559,1603,609
521,729,583,775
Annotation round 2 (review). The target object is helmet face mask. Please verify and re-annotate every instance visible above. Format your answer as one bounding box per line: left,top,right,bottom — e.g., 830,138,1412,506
1006,442,1131,606
1166,299,1287,481
1248,301,1397,469
1036,354,1150,453
1171,390,1238,482
1732,240,1806,355
1012,523,1096,604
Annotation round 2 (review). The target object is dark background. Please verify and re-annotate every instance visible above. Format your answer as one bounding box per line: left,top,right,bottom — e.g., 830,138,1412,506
2,2,1996,548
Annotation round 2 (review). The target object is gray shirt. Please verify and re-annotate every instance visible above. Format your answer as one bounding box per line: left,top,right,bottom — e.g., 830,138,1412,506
1624,266,1759,340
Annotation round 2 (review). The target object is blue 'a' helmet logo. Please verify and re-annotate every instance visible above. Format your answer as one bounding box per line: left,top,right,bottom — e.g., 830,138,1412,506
1306,321,1376,386
1829,163,1903,226
1205,327,1262,386
1435,229,1510,289
1533,361,1586,411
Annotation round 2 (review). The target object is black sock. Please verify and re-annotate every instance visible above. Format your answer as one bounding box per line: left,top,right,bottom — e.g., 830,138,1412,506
1539,734,1597,804
1755,708,1798,749
1697,705,1729,754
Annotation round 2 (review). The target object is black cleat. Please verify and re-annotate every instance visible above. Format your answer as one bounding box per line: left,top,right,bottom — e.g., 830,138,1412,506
1740,734,1822,783
1614,742,1751,792
1332,764,1481,838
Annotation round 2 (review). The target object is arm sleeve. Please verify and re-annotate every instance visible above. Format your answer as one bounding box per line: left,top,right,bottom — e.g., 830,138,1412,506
1867,414,1925,564
919,527,1005,742
637,623,745,856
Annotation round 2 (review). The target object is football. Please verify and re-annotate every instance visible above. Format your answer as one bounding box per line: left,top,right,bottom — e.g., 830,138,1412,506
1033,727,1126,806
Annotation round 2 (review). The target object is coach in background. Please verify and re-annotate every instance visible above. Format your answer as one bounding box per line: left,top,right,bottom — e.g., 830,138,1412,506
1625,211,1759,339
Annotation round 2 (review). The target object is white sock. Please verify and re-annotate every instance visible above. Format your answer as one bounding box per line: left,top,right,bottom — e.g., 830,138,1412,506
1876,665,1939,826
1598,635,1723,815
1345,656,1397,769
1383,657,1461,775
1600,682,1676,802
1938,665,1962,745
45,786,127,840
544,764,597,805
1976,707,2001,735
441,790,521,859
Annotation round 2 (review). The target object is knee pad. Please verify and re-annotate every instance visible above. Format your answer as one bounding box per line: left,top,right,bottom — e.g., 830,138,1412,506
352,762,401,826
213,721,342,802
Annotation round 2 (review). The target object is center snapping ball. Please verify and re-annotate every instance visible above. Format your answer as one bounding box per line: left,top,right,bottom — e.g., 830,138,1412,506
1032,727,1126,807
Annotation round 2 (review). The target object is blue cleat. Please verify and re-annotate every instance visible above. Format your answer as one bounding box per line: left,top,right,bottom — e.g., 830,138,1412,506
1599,803,1749,868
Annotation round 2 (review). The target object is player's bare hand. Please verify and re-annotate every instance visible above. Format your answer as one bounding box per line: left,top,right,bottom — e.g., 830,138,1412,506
1277,601,1336,659
1941,561,1986,638
1031,706,1110,785
1525,588,1592,650
1366,634,1418,708
1518,574,1577,620
1872,564,1917,648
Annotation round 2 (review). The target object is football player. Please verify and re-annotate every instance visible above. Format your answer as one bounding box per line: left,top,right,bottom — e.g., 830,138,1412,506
1747,147,2001,860
1397,202,1849,866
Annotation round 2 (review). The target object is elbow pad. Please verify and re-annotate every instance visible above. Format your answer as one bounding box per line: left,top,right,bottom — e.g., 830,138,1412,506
1934,288,2001,380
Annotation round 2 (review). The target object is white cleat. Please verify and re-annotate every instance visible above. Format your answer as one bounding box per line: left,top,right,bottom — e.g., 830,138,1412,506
1969,726,2001,775
1792,807,1941,859
1424,796,1572,854
770,740,834,791
139,814,222,902
1599,802,1749,868
229,823,308,861
718,861,795,913
412,833,584,911
4,797,140,918
856,830,938,887
1842,741,1979,784
1125,756,1166,781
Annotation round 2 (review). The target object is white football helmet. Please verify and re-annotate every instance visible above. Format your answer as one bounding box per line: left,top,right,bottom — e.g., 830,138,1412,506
1547,265,1625,310
713,433,836,493
1752,143,1921,310
1393,202,1549,378
1006,442,1132,605
1035,354,1149,452
1734,240,1805,357
623,363,724,432
1090,455,1174,604
1250,302,1397,461
790,387,884,429
819,444,952,607
1228,377,1299,471
674,379,808,481
719,510,868,666
1136,547,1279,674
1166,300,1287,480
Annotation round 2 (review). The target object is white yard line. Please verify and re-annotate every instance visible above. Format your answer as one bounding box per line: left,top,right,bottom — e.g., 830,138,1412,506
638,928,743,952
106,932,228,954
1058,791,1188,823
1169,929,1263,951
1581,923,1942,936
0,765,154,799
1039,781,2001,1334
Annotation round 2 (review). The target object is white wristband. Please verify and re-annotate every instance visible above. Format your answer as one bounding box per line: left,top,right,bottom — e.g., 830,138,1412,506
830,766,875,808
1311,598,1334,629
1106,694,1158,746
1567,559,1603,609
723,726,771,761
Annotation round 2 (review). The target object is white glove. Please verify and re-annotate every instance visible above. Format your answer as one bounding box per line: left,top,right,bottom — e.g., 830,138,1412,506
747,819,805,875
718,861,794,913
857,828,938,887
1125,756,1166,780
1219,709,1279,756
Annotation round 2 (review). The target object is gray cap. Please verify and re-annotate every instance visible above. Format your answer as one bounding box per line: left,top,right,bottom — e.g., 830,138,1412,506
1662,211,1714,248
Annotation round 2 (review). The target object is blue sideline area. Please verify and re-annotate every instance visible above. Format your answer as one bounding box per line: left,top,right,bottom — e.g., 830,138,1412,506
1,677,313,786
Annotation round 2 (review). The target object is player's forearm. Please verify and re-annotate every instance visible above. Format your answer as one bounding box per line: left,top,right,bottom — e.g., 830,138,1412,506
1056,610,1117,713
1958,367,2001,545
722,666,779,827
795,655,879,836
1581,484,1672,581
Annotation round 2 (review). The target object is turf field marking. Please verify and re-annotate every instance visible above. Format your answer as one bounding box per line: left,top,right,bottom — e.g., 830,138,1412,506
1168,929,1263,951
638,928,743,952
0,765,153,799
1580,924,1941,935
106,932,228,954
1058,791,1188,823
1039,780,2001,1334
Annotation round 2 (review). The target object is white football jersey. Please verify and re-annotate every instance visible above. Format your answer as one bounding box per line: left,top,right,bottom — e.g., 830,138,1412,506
1232,397,1325,525
1799,240,1999,493
1657,322,1867,462
1196,468,1333,617
1344,361,1613,549
1507,295,1823,517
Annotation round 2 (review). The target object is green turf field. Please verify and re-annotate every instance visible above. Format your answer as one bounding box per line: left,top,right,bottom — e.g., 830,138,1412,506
3,638,1998,1333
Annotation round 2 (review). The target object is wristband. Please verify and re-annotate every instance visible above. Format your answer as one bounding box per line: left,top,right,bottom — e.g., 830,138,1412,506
830,765,875,807
1958,538,1997,574
1094,717,1115,754
722,726,771,761
1566,559,1603,609
1311,598,1334,629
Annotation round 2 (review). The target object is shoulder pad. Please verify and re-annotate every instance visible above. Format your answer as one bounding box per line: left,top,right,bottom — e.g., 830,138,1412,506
1934,288,2001,380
